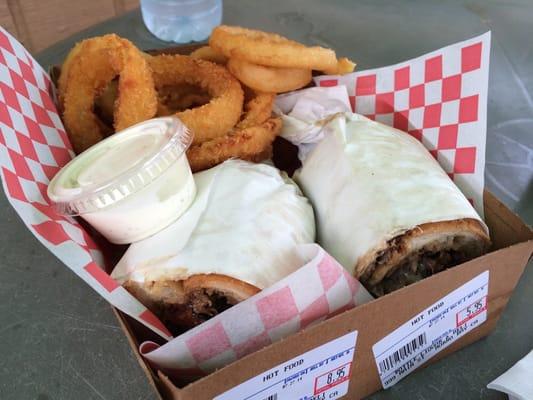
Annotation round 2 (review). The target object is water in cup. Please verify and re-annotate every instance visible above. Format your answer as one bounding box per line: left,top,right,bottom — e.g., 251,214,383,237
140,0,222,43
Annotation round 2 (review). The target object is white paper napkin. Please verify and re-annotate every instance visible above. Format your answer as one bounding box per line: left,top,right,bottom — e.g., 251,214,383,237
488,350,533,400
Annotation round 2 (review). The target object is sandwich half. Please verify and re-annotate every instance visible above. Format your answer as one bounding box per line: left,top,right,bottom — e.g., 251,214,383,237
294,114,490,297
112,160,315,333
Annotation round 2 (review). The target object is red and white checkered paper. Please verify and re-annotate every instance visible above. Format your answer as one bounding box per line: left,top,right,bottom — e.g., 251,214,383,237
139,244,370,377
315,32,490,214
0,26,173,341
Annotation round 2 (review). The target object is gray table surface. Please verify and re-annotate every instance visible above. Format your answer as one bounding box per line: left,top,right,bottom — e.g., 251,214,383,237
1,0,532,399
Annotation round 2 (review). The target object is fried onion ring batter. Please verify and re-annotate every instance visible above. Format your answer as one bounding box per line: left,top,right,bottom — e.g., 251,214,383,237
61,34,157,153
227,58,312,93
323,57,357,75
57,41,84,113
186,86,277,172
237,89,275,129
190,45,228,65
187,117,281,172
210,25,337,71
148,54,244,144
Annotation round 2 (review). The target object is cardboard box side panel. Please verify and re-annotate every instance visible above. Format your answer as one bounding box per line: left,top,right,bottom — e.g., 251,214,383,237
165,240,532,399
345,240,532,398
484,191,533,249
158,372,183,400
349,240,532,399
356,313,499,397
351,313,500,398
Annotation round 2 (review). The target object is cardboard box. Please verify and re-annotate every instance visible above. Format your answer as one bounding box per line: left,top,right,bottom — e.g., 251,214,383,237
43,42,532,400
113,191,531,400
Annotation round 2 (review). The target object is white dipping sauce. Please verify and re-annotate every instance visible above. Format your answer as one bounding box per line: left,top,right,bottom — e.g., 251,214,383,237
48,117,196,244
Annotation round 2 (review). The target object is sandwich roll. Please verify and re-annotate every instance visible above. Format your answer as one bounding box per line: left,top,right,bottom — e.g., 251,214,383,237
112,160,315,332
293,114,490,297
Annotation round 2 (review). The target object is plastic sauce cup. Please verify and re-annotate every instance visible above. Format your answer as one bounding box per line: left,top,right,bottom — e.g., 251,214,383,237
48,117,196,244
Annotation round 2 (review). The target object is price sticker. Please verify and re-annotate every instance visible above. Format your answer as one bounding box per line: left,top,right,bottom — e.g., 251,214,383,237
314,362,352,395
215,331,358,400
456,296,487,327
373,271,489,389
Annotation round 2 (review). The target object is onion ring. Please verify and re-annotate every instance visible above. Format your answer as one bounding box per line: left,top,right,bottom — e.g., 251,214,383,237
148,54,244,144
187,117,282,172
190,46,228,64
62,34,158,153
57,41,84,112
323,57,356,75
237,89,275,129
227,58,312,93
209,25,337,71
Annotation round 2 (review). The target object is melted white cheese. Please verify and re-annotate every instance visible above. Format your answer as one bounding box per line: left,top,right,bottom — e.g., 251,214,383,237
294,114,487,273
112,160,316,289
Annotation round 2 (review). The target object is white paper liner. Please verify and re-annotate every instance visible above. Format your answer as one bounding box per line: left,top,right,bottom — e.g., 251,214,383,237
112,159,316,290
488,350,533,400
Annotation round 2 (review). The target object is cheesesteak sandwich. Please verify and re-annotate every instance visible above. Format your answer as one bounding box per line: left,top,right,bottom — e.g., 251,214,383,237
112,160,315,333
293,114,490,297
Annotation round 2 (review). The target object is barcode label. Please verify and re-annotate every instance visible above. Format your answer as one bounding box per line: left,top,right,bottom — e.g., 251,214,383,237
378,333,427,373
215,331,357,400
373,271,489,389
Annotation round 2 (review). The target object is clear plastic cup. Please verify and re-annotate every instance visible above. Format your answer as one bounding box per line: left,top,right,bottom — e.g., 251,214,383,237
140,0,222,43
47,117,196,244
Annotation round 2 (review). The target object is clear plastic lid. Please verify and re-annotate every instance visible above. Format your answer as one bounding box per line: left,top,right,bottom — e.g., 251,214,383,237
47,117,192,216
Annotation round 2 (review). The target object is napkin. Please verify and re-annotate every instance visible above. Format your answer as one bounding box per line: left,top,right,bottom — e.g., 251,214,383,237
487,350,533,400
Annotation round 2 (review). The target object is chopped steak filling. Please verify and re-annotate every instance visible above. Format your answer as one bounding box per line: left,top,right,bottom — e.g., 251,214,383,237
157,289,238,335
189,288,236,321
367,248,470,297
360,240,400,282
362,231,486,298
